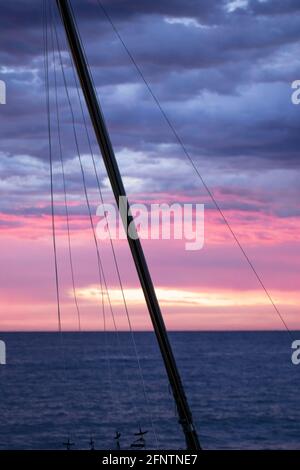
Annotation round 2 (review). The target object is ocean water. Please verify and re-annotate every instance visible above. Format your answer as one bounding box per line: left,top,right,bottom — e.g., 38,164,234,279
0,331,299,450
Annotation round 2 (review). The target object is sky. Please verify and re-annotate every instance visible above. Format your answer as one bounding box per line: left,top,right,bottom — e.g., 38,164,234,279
0,0,299,331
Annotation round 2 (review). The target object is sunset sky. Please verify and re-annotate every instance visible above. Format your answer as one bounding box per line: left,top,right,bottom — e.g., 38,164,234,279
0,0,299,331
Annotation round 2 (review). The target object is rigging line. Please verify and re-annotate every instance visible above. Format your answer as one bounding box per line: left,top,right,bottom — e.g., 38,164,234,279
51,11,107,442
53,17,155,445
50,18,111,449
52,2,108,339
53,5,159,447
44,0,73,445
67,3,162,445
51,15,99,447
54,4,141,416
52,3,126,429
67,0,292,444
67,5,195,445
55,5,160,447
54,20,104,310
51,14,81,333
51,16,105,448
96,0,293,338
52,0,110,400
44,0,62,333
70,67,160,446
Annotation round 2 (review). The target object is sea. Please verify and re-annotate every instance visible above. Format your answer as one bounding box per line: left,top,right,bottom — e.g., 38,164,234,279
0,331,299,450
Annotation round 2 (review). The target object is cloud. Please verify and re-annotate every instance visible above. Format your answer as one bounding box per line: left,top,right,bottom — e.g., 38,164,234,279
0,1,299,336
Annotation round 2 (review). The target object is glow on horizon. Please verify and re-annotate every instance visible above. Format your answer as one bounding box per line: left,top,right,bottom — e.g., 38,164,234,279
1,281,299,331
74,286,300,309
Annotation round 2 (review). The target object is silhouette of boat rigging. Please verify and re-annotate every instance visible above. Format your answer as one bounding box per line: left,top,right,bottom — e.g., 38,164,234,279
42,0,201,451
42,0,288,451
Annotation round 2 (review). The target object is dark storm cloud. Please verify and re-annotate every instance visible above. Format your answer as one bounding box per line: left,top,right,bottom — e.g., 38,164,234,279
77,0,226,24
249,0,300,16
0,0,300,219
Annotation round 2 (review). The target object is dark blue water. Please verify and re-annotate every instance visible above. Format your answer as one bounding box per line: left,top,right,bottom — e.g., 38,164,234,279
0,332,299,449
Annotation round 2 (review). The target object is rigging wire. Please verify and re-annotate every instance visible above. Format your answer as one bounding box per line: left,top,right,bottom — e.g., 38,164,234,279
96,0,293,339
51,0,110,409
43,0,73,445
53,3,160,448
67,7,200,446
50,10,102,448
50,14,81,333
44,0,62,334
51,4,141,447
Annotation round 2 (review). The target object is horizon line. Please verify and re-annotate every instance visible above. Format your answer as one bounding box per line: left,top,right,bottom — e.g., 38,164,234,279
1,329,299,333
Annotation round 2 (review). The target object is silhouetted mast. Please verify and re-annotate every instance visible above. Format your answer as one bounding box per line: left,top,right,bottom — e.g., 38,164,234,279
56,0,201,450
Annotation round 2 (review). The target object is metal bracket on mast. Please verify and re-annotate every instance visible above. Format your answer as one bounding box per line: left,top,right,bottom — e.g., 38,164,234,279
56,0,201,451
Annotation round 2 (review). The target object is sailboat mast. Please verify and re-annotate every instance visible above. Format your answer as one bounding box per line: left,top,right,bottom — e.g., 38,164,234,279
56,0,201,451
